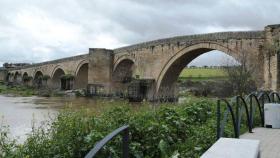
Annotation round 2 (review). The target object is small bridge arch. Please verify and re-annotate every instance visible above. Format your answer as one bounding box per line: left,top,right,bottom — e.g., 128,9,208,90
112,58,135,94
51,67,65,89
74,60,89,89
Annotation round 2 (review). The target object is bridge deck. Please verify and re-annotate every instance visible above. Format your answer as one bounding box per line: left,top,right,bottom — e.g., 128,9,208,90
240,127,280,158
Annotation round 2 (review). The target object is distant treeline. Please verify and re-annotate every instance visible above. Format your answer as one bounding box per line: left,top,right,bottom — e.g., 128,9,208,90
186,65,237,69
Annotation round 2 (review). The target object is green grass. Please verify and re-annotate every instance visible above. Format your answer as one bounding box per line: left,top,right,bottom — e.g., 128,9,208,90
179,68,228,81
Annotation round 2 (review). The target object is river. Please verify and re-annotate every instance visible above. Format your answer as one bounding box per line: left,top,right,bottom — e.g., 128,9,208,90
0,94,186,143
0,95,114,143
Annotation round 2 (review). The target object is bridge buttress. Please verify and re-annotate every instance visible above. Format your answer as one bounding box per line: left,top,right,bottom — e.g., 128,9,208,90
264,25,280,91
87,48,114,96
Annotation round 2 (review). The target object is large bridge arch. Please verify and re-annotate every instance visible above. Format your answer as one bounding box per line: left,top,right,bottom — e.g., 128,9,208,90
155,42,239,95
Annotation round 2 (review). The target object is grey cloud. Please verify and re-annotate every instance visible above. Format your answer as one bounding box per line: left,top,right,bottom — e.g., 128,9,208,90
0,0,280,65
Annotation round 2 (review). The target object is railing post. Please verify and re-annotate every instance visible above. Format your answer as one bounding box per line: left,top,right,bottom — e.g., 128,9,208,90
249,96,254,133
236,97,240,138
261,94,265,127
217,100,221,140
84,125,129,158
122,128,129,158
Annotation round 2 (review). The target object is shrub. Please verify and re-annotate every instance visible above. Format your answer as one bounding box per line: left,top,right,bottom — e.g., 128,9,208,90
1,99,224,158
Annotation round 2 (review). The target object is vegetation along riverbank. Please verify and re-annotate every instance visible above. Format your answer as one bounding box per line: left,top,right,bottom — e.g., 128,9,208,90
0,82,81,97
0,82,36,97
0,97,240,158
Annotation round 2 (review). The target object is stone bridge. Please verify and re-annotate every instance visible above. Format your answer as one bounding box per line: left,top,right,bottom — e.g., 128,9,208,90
4,24,280,100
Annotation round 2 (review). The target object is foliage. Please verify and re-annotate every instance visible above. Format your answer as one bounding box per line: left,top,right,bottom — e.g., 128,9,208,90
264,34,280,56
23,76,33,82
42,75,50,81
0,83,36,96
61,74,75,80
0,99,222,158
223,49,257,96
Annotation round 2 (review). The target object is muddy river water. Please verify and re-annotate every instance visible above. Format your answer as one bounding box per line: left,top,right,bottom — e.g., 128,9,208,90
0,95,186,143
0,95,114,142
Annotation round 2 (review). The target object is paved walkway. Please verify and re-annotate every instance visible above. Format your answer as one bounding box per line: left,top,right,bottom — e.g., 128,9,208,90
240,127,280,158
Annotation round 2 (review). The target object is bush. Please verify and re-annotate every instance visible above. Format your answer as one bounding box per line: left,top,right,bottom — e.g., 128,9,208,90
1,100,221,158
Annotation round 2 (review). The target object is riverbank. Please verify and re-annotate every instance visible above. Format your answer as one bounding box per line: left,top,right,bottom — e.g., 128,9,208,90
0,82,37,96
0,97,230,158
0,82,85,97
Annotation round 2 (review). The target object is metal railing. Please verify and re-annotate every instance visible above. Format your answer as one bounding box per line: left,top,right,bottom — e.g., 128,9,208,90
246,93,264,127
217,91,280,139
236,96,252,134
269,91,280,103
217,99,238,139
85,125,129,158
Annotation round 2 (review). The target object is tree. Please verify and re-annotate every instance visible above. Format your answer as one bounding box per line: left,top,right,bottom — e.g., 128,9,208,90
223,49,257,96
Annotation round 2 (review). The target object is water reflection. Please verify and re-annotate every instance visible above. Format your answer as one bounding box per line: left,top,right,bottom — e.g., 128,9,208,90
0,95,116,142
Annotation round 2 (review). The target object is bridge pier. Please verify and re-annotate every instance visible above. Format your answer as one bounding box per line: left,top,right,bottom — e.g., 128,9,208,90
264,25,280,91
87,48,114,96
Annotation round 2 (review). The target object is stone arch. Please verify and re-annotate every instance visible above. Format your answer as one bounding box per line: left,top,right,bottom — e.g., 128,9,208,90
113,59,135,83
156,42,237,95
22,72,29,83
14,71,21,84
74,61,88,89
51,65,65,78
5,73,9,82
112,58,135,95
23,72,28,77
113,55,135,71
6,72,12,82
75,60,88,76
34,71,43,88
50,68,65,89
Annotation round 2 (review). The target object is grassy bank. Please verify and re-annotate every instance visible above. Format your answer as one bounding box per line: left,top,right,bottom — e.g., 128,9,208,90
0,83,68,97
0,83,37,96
179,68,227,81
0,98,238,158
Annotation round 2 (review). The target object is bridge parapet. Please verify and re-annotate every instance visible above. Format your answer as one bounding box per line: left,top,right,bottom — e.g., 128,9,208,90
114,31,264,53
9,54,88,71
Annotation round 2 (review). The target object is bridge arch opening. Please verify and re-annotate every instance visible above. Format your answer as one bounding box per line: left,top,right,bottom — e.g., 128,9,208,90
51,68,65,90
6,73,10,82
156,43,240,99
6,72,13,83
74,63,88,89
14,72,21,84
34,71,43,88
112,59,135,96
22,72,29,85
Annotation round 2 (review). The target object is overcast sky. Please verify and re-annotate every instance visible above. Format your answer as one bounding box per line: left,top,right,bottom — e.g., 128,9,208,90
0,0,280,66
